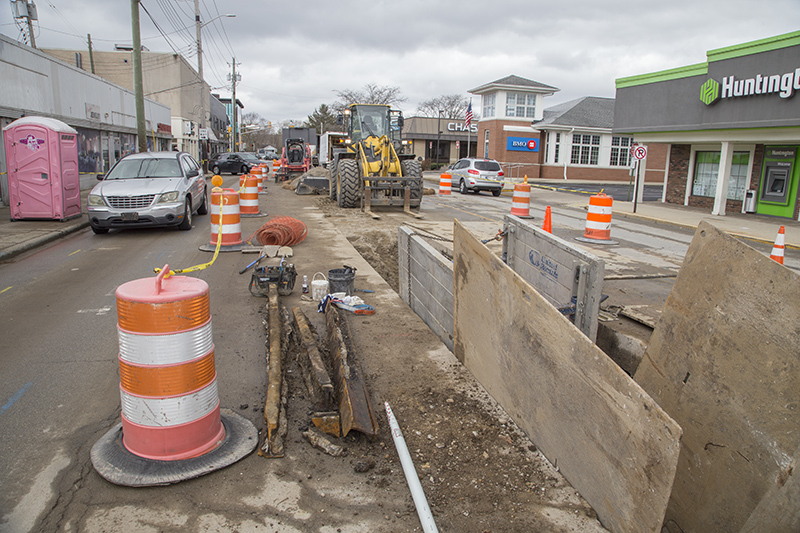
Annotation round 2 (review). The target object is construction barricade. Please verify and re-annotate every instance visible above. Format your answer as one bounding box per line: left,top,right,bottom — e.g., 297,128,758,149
251,165,263,194
439,173,452,195
576,192,618,245
90,266,257,486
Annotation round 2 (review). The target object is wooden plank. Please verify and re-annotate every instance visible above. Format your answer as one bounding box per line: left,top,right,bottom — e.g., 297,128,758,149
453,220,681,533
634,222,800,532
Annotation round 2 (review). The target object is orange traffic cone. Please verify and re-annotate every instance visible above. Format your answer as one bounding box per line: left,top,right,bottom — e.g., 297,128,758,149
542,206,552,233
770,226,785,264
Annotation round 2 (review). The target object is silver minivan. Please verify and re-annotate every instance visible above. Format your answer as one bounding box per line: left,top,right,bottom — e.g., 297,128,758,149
449,157,505,196
87,151,207,234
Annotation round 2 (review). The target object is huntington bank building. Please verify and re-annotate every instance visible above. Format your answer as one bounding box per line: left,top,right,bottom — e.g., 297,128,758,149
614,30,800,220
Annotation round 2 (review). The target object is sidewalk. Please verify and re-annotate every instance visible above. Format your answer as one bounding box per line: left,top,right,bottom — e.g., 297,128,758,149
1,178,798,263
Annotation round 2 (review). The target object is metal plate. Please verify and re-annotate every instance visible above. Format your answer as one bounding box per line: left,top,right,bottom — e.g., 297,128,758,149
121,212,139,221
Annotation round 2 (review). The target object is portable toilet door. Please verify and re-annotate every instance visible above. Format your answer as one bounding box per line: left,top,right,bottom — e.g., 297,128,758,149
3,117,82,221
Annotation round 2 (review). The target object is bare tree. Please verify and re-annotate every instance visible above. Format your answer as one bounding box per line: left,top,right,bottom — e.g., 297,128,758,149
333,83,407,113
416,94,475,119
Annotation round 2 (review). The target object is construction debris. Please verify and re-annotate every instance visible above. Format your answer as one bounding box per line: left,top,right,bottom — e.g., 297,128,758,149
259,285,288,458
292,307,334,408
325,304,379,437
311,412,341,437
302,428,345,457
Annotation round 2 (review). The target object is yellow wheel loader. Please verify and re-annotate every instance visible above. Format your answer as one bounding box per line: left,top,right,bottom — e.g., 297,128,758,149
329,104,422,218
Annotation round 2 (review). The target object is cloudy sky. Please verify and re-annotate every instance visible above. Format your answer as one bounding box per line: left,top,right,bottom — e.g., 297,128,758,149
2,0,799,124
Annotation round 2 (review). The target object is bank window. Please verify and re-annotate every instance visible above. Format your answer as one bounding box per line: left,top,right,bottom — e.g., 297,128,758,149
610,136,632,166
546,132,561,163
506,93,536,118
571,134,600,165
483,94,496,118
692,151,750,200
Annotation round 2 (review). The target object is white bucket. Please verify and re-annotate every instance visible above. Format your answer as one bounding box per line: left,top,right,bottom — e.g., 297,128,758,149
311,272,329,300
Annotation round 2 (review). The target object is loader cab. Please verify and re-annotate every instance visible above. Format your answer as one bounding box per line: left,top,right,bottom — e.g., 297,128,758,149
345,104,393,144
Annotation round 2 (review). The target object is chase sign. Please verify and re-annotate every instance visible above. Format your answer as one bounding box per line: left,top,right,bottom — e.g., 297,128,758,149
507,136,539,152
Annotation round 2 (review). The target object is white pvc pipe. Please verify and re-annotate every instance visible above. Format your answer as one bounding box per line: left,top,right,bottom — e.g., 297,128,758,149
384,402,439,533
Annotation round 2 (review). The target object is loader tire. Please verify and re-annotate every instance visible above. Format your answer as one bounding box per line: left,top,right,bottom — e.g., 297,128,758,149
401,159,423,200
337,159,361,208
329,161,337,201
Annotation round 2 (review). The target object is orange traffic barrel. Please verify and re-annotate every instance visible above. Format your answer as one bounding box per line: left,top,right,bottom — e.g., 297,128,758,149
116,268,223,460
510,179,533,218
238,174,264,217
199,188,245,252
90,266,257,486
251,166,263,193
259,164,269,193
439,173,452,195
576,192,618,245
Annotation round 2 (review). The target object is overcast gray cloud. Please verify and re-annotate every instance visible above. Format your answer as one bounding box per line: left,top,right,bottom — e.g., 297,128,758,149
2,0,798,124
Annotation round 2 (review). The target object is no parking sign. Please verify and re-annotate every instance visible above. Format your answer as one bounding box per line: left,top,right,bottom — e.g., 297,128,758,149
631,144,648,160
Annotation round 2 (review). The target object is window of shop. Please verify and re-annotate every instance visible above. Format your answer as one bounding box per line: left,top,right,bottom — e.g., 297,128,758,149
610,136,632,166
483,94,495,118
571,134,600,165
545,132,561,163
691,151,750,200
506,93,536,118
483,129,490,159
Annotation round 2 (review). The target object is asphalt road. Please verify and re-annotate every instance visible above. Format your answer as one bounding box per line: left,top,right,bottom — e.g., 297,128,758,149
532,181,665,202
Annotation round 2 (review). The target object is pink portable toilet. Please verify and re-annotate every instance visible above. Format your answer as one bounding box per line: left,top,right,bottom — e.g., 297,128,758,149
3,117,82,221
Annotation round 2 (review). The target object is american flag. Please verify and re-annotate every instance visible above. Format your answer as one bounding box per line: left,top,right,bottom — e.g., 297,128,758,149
465,101,473,128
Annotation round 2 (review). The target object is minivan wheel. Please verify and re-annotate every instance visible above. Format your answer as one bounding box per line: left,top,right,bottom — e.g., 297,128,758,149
492,189,501,197
91,225,109,234
178,198,192,230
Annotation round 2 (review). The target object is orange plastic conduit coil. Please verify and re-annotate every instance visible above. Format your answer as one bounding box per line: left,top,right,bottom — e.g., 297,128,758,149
245,216,308,247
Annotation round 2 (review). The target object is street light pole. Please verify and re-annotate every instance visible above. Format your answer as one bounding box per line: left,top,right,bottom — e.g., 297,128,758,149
436,110,442,169
195,7,234,167
131,0,146,153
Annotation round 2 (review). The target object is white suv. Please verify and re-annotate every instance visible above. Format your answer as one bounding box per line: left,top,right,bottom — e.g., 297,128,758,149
449,157,505,196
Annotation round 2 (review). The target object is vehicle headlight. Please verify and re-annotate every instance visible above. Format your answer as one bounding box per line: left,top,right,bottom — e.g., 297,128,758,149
158,191,180,203
87,194,105,206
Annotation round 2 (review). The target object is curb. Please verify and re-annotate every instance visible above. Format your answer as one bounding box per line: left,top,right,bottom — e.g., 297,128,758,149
0,220,90,261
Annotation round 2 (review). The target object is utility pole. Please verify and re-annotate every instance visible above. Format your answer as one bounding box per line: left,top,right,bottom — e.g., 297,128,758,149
228,58,240,152
12,0,38,48
131,0,147,152
87,34,95,74
194,0,205,166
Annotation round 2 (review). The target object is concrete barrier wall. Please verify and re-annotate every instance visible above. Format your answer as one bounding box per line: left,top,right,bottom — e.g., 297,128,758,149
398,226,454,351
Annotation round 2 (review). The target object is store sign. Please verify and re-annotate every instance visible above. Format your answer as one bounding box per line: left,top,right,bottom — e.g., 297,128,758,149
700,66,800,105
447,122,478,133
85,103,101,121
506,137,539,152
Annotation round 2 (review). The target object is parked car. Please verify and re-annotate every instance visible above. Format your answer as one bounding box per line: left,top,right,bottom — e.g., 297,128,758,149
209,152,269,175
257,148,280,160
87,151,207,234
448,157,505,196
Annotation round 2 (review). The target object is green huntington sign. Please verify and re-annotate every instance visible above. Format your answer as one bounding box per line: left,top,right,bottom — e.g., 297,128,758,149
700,78,720,105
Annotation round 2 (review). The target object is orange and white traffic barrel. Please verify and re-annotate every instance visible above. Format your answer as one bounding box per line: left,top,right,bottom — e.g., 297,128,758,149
439,173,452,195
116,268,223,460
239,174,260,216
260,164,270,193
576,192,618,245
510,180,533,218
90,266,257,486
251,166,263,193
199,188,245,252
770,226,785,264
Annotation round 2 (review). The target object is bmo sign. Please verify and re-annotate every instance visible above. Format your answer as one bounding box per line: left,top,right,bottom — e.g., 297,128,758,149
507,136,539,152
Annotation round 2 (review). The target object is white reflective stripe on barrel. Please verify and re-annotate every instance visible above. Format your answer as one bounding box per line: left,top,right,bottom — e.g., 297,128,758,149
210,222,242,234
118,320,213,365
585,220,611,230
588,205,613,215
211,203,240,215
121,379,219,426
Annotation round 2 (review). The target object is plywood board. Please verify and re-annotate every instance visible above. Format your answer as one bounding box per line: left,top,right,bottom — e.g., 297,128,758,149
634,222,800,532
453,220,681,533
